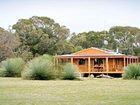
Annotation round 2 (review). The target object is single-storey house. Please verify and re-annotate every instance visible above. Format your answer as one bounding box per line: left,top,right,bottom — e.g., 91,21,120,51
55,47,139,75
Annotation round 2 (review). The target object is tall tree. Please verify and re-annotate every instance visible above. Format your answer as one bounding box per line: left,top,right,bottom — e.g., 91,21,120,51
12,16,70,55
70,31,108,49
86,31,108,48
109,26,140,55
70,32,88,48
0,27,20,61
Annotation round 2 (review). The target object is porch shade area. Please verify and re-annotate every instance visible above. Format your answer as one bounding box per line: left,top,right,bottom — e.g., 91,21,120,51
56,56,139,74
55,47,139,74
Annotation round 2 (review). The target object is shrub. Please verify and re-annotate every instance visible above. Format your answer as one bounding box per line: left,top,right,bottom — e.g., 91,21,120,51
62,63,80,80
54,63,63,79
22,55,54,80
123,64,140,80
0,58,25,77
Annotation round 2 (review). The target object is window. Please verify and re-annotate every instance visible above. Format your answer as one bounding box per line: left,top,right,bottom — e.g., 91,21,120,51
94,58,103,66
79,59,85,65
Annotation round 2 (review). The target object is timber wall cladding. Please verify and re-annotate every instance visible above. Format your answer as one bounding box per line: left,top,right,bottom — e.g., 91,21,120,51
56,47,139,74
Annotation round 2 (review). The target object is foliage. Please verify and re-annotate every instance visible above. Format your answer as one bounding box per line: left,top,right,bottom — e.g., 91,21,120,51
53,63,64,79
12,16,71,55
0,15,140,60
54,41,75,54
0,58,25,77
70,32,88,48
74,46,83,52
123,64,140,80
133,47,140,57
109,26,140,55
15,46,33,61
62,63,80,80
0,27,20,61
70,26,140,56
70,31,108,49
22,55,55,80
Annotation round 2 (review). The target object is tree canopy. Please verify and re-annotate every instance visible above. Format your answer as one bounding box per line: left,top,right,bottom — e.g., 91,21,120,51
0,16,139,61
0,27,20,61
12,16,72,56
109,26,140,55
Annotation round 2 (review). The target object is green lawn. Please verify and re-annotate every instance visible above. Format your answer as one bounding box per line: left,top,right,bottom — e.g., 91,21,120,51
0,77,140,105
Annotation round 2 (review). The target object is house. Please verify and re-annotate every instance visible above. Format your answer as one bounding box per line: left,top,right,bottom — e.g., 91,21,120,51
55,47,139,75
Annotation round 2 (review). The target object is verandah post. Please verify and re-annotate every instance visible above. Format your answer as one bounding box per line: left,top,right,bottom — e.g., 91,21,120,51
127,58,129,66
71,57,73,64
88,57,91,75
106,57,109,73
124,57,126,67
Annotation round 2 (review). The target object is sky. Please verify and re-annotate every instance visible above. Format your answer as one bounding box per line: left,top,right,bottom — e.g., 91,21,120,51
0,0,140,33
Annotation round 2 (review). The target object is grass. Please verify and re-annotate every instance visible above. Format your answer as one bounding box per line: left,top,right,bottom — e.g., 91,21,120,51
0,77,140,105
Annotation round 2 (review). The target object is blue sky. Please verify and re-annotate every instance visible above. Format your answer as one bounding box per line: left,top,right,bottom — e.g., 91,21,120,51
0,0,140,33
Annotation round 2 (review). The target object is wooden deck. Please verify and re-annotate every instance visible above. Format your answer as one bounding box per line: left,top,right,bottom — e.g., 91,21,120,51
80,71,124,74
56,47,139,75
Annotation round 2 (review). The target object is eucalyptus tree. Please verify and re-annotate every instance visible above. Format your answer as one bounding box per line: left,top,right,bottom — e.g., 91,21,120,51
70,31,109,49
12,16,71,56
109,26,140,55
0,27,20,61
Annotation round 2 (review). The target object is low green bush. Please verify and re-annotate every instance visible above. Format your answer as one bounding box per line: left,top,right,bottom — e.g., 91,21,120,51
62,63,80,80
123,64,140,80
53,63,63,79
22,55,55,80
0,58,25,77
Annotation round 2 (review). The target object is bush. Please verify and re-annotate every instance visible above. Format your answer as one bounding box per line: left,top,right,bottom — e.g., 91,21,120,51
22,55,54,80
54,63,63,79
0,58,25,77
123,64,140,80
62,63,80,80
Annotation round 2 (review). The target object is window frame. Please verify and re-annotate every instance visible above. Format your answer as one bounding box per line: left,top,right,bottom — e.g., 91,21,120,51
79,59,85,65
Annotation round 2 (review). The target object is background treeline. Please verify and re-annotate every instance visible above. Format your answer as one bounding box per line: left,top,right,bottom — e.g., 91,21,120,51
0,16,140,62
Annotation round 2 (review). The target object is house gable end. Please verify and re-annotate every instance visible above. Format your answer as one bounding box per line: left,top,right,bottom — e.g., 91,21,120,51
73,47,112,55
